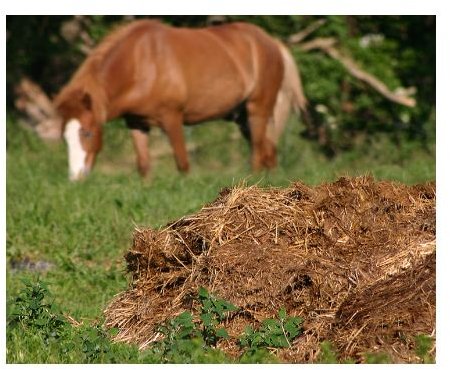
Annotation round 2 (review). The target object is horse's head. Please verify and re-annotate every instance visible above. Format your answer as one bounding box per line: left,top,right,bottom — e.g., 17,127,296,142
55,89,103,181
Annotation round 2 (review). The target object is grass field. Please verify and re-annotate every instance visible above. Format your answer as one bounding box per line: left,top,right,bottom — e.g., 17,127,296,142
5,115,435,363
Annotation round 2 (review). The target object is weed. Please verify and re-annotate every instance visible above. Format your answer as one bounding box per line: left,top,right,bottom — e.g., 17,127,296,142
239,348,278,364
8,279,68,343
149,288,296,363
153,311,200,361
79,324,112,362
317,340,340,364
415,334,435,364
364,351,391,364
239,308,302,349
197,286,237,346
150,287,238,363
317,340,356,364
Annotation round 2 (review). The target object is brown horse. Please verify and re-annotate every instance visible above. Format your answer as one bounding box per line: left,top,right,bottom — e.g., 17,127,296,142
54,20,307,180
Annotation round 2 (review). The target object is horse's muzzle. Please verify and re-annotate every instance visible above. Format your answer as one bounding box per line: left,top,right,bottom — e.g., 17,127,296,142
69,167,90,181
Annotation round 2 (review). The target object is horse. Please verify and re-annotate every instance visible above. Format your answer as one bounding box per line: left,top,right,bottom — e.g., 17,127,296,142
54,19,308,180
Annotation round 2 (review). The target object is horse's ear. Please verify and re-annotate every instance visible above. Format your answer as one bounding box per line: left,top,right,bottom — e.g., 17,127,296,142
81,92,92,110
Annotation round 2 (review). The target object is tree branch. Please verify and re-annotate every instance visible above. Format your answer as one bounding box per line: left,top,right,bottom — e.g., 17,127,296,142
61,15,95,55
287,19,327,44
14,77,62,140
298,37,416,108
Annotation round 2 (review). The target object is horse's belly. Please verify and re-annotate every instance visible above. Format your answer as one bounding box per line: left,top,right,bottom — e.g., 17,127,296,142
183,97,242,123
182,79,247,123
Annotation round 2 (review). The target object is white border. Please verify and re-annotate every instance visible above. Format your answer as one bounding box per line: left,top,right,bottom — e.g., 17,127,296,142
1,0,442,16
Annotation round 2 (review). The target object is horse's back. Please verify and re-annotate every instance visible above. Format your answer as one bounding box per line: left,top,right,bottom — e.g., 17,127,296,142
214,23,284,103
159,22,283,121
61,20,284,124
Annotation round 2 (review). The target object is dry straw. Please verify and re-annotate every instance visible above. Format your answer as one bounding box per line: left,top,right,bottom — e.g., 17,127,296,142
104,176,435,363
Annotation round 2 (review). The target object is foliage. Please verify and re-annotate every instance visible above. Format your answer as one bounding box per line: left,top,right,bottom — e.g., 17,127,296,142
290,16,435,154
238,348,278,364
364,352,392,364
151,310,230,363
317,340,355,364
144,289,301,364
150,287,238,363
78,324,113,363
415,334,435,364
317,340,339,363
8,279,68,343
6,278,142,363
238,308,302,363
9,279,406,366
315,342,396,365
239,308,302,349
153,311,198,359
197,286,238,346
6,279,294,364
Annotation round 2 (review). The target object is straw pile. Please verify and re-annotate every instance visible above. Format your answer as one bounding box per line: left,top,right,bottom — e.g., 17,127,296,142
104,176,435,363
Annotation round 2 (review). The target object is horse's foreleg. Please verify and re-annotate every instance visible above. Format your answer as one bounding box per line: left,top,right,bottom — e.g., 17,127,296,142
130,129,150,177
161,114,190,173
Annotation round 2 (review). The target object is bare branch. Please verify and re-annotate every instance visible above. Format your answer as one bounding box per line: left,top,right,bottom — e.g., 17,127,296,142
299,37,416,108
14,78,57,118
14,77,63,140
61,15,95,55
299,37,337,52
287,19,327,44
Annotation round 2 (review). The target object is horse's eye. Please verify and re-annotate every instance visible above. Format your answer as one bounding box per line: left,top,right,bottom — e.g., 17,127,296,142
80,129,93,139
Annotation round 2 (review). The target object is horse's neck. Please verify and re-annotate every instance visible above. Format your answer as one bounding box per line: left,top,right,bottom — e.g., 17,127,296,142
84,79,108,124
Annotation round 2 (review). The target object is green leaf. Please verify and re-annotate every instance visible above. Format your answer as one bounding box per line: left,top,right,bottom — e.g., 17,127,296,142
178,327,194,339
198,286,209,299
174,311,193,327
244,325,254,336
269,335,289,348
278,307,287,320
200,313,212,327
34,318,48,326
212,300,225,316
284,321,300,338
215,327,229,339
222,301,238,312
202,300,213,311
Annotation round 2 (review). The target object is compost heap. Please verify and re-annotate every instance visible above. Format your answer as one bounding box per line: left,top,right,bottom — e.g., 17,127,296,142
104,176,436,363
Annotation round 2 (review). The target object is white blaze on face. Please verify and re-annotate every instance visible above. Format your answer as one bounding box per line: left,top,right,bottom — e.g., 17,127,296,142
63,119,87,181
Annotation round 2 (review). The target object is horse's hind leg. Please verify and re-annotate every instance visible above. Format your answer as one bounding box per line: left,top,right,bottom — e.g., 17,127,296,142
161,112,190,173
246,100,277,170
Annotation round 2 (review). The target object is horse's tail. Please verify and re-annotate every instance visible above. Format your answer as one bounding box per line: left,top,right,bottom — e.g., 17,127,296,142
267,41,311,144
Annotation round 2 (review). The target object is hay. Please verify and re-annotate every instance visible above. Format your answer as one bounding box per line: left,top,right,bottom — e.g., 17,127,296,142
104,176,435,363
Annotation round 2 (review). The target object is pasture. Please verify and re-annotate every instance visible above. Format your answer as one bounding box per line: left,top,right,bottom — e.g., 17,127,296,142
6,114,435,363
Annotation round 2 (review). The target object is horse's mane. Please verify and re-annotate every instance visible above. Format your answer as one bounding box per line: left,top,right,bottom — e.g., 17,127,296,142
54,19,162,123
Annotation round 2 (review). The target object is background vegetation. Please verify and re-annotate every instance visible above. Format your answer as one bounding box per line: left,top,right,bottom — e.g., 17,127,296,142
6,15,435,363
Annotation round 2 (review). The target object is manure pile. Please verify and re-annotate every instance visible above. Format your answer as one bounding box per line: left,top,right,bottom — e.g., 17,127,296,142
104,176,435,363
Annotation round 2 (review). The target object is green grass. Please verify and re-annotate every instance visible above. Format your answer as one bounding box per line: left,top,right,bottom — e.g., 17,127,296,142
6,114,435,363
